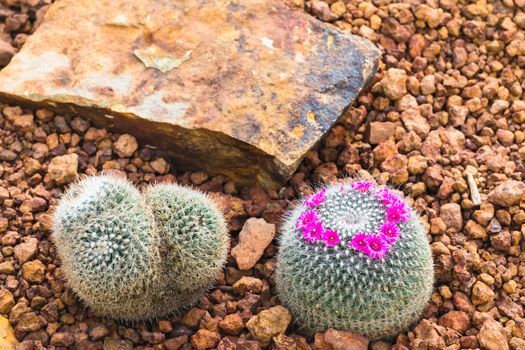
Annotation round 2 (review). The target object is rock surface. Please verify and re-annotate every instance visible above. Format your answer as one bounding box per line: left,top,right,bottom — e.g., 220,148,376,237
323,328,369,350
0,0,380,188
0,315,18,350
477,318,509,350
48,154,78,185
488,180,525,207
231,218,275,270
246,306,291,345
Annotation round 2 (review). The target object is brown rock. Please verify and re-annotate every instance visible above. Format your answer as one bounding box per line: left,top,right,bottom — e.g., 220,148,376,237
380,154,407,174
158,320,173,333
165,335,188,350
401,109,430,137
51,332,75,347
141,330,165,344
0,261,15,274
477,318,509,350
218,337,261,350
113,134,138,157
490,230,511,251
438,311,471,333
19,197,47,214
103,338,134,350
150,158,170,174
0,0,380,188
496,129,514,146
190,329,220,350
309,0,338,21
415,4,443,28
423,164,443,190
420,75,435,95
407,155,427,175
472,281,495,305
368,122,396,144
219,313,244,335
440,203,463,230
408,34,428,58
488,180,525,207
23,157,41,176
0,218,8,233
246,306,292,345
459,335,479,348
12,114,35,132
272,333,298,349
314,333,331,350
13,237,38,263
0,289,15,314
233,276,264,295
89,323,110,340
413,320,446,349
0,315,18,350
472,203,494,226
323,328,369,350
48,154,79,185
0,40,16,67
439,127,465,155
21,260,45,283
15,312,45,333
465,220,486,240
382,68,407,100
373,139,397,164
181,308,207,328
231,218,275,270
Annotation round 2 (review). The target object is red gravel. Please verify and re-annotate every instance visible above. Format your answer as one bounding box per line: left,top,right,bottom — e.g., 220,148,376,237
1,0,525,349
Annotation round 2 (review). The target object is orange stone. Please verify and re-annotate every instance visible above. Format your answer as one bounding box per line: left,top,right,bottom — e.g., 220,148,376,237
0,0,380,187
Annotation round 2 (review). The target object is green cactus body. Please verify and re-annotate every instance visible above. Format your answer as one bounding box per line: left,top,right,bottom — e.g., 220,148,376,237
144,183,229,297
53,176,229,320
52,175,161,320
275,181,434,339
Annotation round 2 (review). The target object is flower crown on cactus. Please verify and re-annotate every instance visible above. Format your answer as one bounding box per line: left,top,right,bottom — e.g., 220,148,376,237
276,180,433,338
296,180,410,259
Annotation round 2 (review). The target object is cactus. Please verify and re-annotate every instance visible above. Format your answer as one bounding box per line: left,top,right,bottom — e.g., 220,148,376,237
52,175,161,320
143,183,229,297
275,181,434,339
53,175,229,320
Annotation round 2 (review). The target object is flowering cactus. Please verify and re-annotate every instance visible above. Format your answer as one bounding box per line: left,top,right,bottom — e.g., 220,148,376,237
275,181,434,339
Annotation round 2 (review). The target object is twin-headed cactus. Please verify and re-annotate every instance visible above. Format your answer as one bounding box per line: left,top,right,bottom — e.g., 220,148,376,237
53,175,229,320
275,181,434,339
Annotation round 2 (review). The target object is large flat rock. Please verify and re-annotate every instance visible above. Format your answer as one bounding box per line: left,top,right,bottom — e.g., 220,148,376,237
0,0,380,188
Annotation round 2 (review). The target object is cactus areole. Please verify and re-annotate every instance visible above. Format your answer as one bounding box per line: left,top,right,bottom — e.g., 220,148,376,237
276,181,434,339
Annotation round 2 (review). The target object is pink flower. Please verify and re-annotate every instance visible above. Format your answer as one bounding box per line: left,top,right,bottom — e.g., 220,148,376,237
304,188,327,208
322,229,341,247
303,220,324,242
386,203,410,223
295,209,319,228
296,210,318,229
350,233,369,252
351,181,375,193
296,210,324,242
379,222,399,243
376,188,401,207
363,234,390,259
